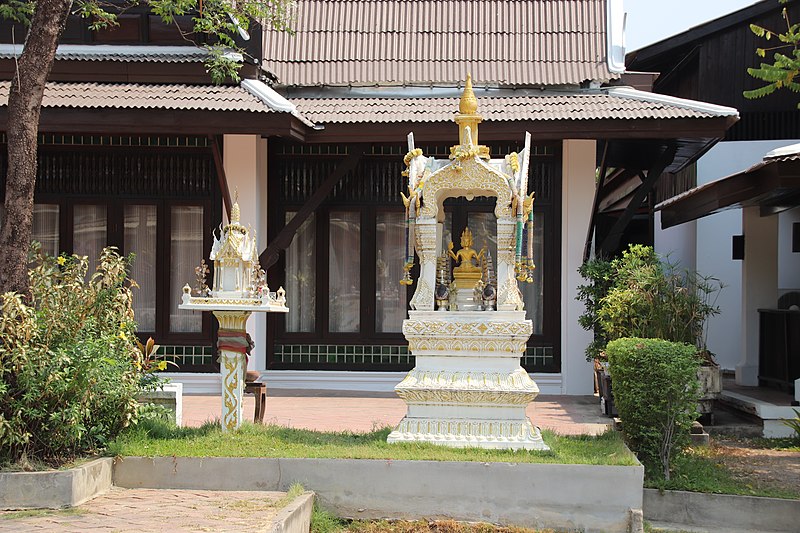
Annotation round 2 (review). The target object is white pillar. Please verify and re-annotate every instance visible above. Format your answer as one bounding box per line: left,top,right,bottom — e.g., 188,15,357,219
738,207,778,386
223,134,269,371
561,140,596,395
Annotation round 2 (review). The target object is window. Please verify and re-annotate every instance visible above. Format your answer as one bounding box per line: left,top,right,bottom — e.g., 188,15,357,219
375,212,407,333
270,141,560,372
328,211,361,333
285,213,316,333
169,206,204,333
125,205,157,332
32,204,59,256
28,199,213,347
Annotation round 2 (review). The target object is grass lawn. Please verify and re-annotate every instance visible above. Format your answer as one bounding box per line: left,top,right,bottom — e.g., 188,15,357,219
645,444,800,500
107,419,638,466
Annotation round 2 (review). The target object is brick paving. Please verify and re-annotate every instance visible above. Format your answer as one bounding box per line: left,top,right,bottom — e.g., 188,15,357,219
0,487,286,532
184,389,612,436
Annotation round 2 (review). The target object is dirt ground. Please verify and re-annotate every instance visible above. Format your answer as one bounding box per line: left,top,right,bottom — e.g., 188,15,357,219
710,436,800,497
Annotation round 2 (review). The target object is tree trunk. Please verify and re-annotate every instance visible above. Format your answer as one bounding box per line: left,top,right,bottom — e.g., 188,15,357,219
0,0,73,296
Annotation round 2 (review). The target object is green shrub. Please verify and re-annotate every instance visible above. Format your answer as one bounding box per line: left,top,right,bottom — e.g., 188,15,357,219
576,257,614,361
607,337,700,480
0,246,141,466
598,245,722,352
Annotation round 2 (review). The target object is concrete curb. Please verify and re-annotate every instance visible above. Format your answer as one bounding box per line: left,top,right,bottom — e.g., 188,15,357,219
270,491,315,533
0,457,112,510
643,488,800,532
113,456,644,533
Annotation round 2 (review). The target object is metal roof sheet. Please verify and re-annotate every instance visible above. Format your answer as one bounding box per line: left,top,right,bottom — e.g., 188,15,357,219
264,0,616,87
292,92,733,124
0,44,211,63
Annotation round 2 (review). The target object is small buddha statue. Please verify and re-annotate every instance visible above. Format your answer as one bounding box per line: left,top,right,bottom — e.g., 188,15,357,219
448,227,486,290
448,227,485,273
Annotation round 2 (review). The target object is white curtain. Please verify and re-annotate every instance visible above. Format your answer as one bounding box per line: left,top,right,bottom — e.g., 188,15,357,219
125,205,157,332
32,204,60,257
375,212,407,332
285,212,316,332
170,206,203,333
73,204,106,276
328,211,360,332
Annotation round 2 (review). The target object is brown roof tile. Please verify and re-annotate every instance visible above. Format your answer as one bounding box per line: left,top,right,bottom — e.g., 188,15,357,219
293,93,729,124
1,81,280,113
265,0,616,87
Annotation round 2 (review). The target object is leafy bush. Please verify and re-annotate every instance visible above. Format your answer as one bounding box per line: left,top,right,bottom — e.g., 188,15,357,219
576,257,614,361
592,245,722,355
0,245,141,466
607,337,700,480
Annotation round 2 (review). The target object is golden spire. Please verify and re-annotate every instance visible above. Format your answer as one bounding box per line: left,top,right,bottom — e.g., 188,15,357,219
452,73,489,159
459,73,478,115
231,189,241,225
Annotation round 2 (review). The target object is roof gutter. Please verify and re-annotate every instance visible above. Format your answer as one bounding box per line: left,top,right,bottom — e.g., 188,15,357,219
606,86,740,117
607,0,627,74
240,79,321,129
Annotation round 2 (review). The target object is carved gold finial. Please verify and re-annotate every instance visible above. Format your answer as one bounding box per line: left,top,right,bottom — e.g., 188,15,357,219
452,74,489,160
231,188,241,225
231,200,241,225
459,73,478,115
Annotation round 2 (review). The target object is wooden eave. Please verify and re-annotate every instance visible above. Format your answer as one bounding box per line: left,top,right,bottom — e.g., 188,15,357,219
0,107,309,140
302,116,738,144
659,159,800,229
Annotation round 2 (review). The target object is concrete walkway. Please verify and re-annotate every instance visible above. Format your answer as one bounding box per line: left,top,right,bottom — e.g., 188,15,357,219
0,487,288,532
182,390,612,436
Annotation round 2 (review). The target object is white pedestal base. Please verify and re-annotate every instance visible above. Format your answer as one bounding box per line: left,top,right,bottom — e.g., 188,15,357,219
390,311,549,451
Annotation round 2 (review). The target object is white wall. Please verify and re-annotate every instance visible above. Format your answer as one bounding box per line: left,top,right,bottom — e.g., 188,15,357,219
561,140,597,395
223,134,270,371
779,206,800,293
656,139,800,371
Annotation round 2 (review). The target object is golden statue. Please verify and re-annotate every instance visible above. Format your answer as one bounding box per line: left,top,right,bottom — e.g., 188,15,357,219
448,227,486,290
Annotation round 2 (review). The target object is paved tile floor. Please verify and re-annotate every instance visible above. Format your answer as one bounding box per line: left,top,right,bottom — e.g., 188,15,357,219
183,389,612,436
0,487,286,532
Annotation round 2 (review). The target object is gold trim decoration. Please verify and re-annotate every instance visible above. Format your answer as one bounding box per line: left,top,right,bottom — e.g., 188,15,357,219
403,319,532,337
221,352,242,432
418,159,513,221
387,418,548,450
406,337,527,354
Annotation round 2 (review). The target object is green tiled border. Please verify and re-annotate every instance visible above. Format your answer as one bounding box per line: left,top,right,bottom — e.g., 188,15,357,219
274,344,555,371
274,344,411,365
156,345,214,367
522,346,555,369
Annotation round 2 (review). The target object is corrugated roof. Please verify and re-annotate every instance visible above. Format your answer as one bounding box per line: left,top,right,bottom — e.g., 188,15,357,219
264,0,616,87
292,92,732,124
0,44,212,63
0,81,314,127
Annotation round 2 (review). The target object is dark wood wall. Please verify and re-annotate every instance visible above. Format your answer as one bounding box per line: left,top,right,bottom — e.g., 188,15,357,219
629,2,800,141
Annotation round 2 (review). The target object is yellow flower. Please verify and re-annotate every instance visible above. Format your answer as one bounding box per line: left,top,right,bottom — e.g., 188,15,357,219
57,256,66,266
118,331,127,341
157,361,167,371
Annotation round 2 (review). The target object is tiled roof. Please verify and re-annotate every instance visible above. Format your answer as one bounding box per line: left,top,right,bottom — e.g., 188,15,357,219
0,44,211,63
264,0,617,87
292,90,738,124
1,80,266,112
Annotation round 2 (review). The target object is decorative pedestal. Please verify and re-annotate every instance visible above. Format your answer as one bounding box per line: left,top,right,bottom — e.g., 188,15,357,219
388,310,548,450
179,300,287,432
